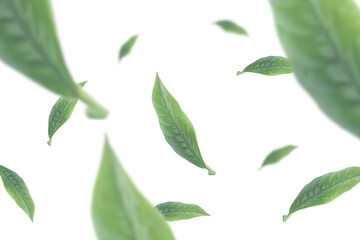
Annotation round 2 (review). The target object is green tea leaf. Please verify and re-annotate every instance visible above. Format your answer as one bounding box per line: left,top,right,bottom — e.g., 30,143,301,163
47,81,87,146
237,56,292,76
259,145,297,170
0,0,108,118
283,167,360,222
156,201,210,221
269,0,360,138
214,20,248,36
119,35,138,61
152,73,216,175
92,136,175,240
0,165,35,222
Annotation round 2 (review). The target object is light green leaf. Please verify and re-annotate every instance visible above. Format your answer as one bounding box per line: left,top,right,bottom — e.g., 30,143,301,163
0,165,35,222
119,35,138,62
237,56,292,76
269,0,360,138
283,167,360,222
47,81,87,146
214,20,248,36
152,73,215,175
0,0,108,118
156,201,210,221
259,145,297,170
92,136,175,240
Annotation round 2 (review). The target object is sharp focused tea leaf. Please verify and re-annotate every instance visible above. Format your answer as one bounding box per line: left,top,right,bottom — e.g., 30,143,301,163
237,56,292,76
92,137,175,240
119,35,138,61
214,20,248,36
156,201,210,221
269,0,360,138
152,74,216,175
47,81,87,146
0,165,35,221
259,145,297,170
0,0,108,118
283,167,360,222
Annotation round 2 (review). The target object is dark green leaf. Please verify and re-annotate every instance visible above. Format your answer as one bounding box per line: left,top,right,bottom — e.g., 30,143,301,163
237,56,292,76
156,201,210,221
92,137,175,240
47,81,87,146
152,73,215,175
119,35,138,61
269,0,360,138
259,145,297,170
283,167,360,222
214,20,248,36
0,0,108,118
0,165,35,221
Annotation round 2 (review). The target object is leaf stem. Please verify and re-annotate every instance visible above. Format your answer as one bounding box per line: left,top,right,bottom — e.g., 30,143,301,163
205,164,216,175
47,138,52,146
283,213,292,222
77,88,109,119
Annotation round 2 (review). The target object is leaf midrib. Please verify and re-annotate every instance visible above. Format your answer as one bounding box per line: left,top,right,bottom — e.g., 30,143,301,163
305,0,360,99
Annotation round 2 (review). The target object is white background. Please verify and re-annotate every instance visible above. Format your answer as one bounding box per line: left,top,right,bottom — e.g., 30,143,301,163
1,0,360,239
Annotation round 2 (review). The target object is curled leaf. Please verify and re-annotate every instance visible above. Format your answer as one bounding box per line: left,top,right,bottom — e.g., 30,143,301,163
119,35,138,62
0,165,35,222
237,56,292,76
283,167,360,222
152,73,215,175
214,20,248,36
259,145,297,170
47,81,87,146
156,201,210,221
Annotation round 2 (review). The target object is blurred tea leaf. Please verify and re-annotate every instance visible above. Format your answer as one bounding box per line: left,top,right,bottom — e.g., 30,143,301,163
259,145,297,170
119,35,138,62
283,167,360,222
92,137,175,240
237,56,292,76
269,0,360,138
152,73,216,175
156,201,210,221
47,81,87,146
214,20,248,36
0,165,35,222
0,0,108,118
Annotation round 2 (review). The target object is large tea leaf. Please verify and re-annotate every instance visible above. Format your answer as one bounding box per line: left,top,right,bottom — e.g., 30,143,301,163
0,165,35,221
269,0,360,138
92,137,175,240
152,73,216,175
0,0,108,118
283,167,360,222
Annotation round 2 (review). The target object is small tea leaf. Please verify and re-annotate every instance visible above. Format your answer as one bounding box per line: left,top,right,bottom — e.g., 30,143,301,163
237,56,292,76
283,167,360,222
47,81,87,146
0,0,108,118
214,20,248,36
119,35,138,61
92,136,175,240
152,73,215,175
0,165,35,222
156,202,210,221
269,0,360,138
259,145,297,170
